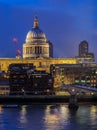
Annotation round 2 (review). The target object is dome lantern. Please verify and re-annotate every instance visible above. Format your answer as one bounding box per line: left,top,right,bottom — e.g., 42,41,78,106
25,16,46,43
33,16,39,28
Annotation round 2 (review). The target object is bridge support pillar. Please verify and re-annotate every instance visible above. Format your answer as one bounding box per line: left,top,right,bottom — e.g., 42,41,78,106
68,95,79,109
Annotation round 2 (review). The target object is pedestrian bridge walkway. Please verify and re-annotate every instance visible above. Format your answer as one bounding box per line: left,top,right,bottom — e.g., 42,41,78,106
63,84,97,95
74,85,97,92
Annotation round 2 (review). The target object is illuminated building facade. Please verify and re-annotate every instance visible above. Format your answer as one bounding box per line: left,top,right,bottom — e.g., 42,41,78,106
0,58,77,73
23,16,53,59
75,67,97,87
50,64,82,86
51,64,97,87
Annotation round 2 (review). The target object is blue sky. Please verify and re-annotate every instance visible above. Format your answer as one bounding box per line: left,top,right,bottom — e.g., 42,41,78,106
0,0,97,60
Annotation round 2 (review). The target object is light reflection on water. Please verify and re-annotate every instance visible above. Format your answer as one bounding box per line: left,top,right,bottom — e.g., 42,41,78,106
90,105,97,127
44,104,70,130
0,104,96,130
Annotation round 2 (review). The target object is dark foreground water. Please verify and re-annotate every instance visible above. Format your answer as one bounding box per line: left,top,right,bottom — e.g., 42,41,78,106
0,103,97,130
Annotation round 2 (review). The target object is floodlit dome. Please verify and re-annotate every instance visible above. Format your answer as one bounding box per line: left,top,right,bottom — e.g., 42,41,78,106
23,16,53,59
26,16,46,43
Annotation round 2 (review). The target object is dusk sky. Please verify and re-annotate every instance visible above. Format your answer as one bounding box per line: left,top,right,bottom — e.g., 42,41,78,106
0,0,97,60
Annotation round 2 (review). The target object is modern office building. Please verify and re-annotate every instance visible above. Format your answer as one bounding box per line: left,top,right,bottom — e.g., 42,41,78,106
75,40,95,66
50,64,83,86
8,63,54,95
75,68,97,87
27,70,54,95
77,40,94,60
8,63,34,94
79,40,88,57
50,64,97,87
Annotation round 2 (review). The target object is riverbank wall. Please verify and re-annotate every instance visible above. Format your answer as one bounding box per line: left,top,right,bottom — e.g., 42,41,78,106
0,95,97,104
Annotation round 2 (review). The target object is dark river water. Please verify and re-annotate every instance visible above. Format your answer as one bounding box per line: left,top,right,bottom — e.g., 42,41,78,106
0,103,97,130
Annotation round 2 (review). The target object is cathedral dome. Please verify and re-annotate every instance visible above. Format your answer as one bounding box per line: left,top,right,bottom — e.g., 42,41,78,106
26,16,46,43
23,16,53,59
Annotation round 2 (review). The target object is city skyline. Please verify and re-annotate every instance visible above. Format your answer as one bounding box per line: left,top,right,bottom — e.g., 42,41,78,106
0,0,97,60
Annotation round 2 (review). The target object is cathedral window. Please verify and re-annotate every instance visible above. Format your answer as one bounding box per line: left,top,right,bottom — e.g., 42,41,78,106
35,46,42,54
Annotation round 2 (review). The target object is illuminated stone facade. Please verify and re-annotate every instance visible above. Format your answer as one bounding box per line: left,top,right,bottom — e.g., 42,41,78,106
0,58,77,72
23,16,53,58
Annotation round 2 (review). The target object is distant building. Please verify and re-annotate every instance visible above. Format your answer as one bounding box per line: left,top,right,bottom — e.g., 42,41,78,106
75,40,95,64
85,53,94,59
78,40,94,59
79,40,88,57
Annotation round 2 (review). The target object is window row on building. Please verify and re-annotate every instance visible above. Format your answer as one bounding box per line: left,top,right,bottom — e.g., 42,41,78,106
50,64,97,88
8,63,54,95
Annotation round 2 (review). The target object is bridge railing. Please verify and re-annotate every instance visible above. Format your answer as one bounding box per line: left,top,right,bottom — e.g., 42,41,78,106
63,84,97,92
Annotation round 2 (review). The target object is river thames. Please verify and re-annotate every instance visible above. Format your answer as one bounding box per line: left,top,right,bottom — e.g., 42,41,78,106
0,103,96,130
